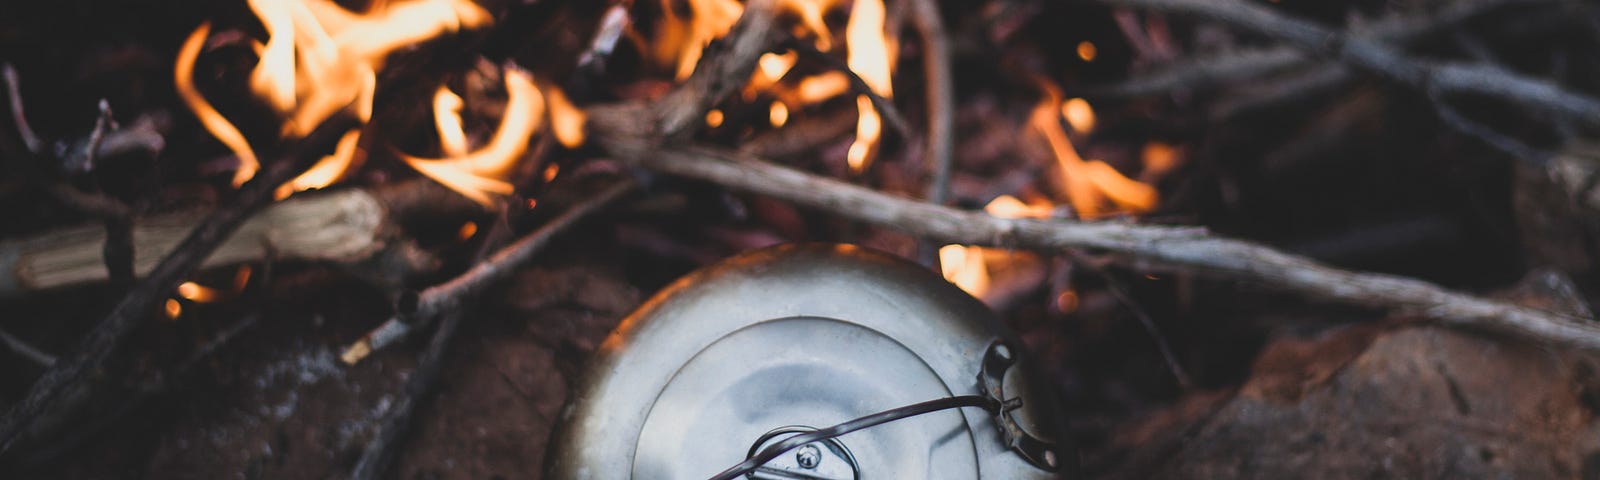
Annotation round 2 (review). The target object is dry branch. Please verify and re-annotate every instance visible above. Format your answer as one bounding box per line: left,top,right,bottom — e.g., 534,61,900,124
587,132,1600,350
0,188,407,297
1097,0,1600,130
341,178,638,363
1086,0,1536,99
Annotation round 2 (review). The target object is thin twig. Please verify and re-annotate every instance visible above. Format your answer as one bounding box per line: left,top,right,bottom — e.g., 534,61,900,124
653,0,784,139
1084,0,1543,99
0,328,56,368
1081,261,1193,389
599,141,1600,351
1097,0,1600,130
909,0,954,205
347,179,637,480
82,99,116,172
341,178,639,363
1,63,40,153
0,112,358,456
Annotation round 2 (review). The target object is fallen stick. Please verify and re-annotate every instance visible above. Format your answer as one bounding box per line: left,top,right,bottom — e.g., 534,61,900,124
0,187,406,298
341,178,639,364
1084,0,1537,99
589,137,1600,351
1097,0,1600,129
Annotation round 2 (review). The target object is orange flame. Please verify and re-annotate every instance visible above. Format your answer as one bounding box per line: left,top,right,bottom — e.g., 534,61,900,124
1031,82,1157,219
984,194,1054,219
176,0,491,188
403,68,544,207
543,83,587,149
843,0,893,173
939,244,991,297
175,23,259,187
177,281,222,303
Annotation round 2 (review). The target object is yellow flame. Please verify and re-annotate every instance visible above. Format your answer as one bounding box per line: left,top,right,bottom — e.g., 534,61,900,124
939,244,991,297
842,0,893,173
175,23,259,187
403,68,545,207
846,95,879,173
433,85,469,157
984,194,1054,219
792,72,849,104
177,281,221,303
1062,97,1095,134
543,84,587,149
1031,82,1157,219
659,0,744,80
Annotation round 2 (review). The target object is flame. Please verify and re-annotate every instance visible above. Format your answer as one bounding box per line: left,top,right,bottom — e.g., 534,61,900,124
403,68,545,207
175,23,259,186
433,85,470,157
177,281,222,303
1031,82,1157,219
543,84,587,149
176,0,491,187
939,244,991,297
657,0,744,81
1140,141,1182,182
846,95,879,173
842,0,893,173
277,128,364,199
985,194,1054,219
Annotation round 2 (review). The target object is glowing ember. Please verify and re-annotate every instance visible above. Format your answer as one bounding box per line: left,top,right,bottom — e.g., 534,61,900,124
457,221,478,240
1031,82,1158,219
1062,97,1095,134
403,68,545,207
705,109,725,128
1076,41,1097,62
177,281,221,303
770,101,789,127
164,298,183,319
939,244,991,297
543,163,560,182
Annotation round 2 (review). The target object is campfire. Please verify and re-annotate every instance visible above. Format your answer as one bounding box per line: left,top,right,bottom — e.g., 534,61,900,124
2,0,1599,477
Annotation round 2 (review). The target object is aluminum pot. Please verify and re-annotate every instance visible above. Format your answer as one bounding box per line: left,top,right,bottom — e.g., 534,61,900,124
547,243,1070,479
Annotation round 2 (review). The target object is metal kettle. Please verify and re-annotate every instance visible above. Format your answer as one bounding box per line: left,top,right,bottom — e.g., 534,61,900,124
547,244,1070,479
